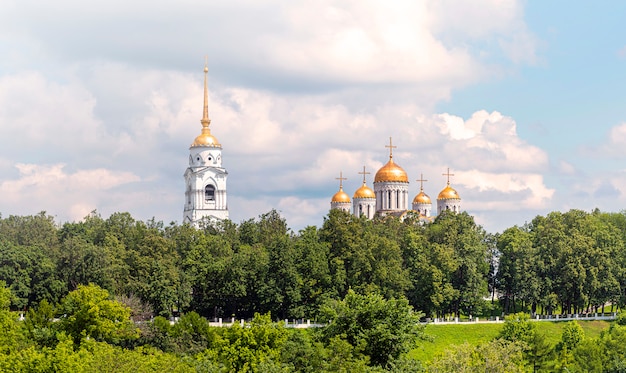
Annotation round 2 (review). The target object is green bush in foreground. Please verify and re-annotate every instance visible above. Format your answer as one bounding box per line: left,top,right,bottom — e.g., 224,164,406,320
319,289,425,368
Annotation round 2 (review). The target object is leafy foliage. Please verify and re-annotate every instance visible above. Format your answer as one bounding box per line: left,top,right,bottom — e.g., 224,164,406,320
319,289,425,368
57,284,139,345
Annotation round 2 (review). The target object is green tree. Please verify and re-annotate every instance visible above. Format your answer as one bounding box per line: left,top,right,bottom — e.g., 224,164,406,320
498,313,553,371
427,212,489,317
498,312,536,343
428,340,525,373
558,321,585,352
497,226,539,313
402,230,457,319
24,299,57,348
0,282,27,354
319,289,425,368
292,226,333,318
215,312,288,373
57,283,139,345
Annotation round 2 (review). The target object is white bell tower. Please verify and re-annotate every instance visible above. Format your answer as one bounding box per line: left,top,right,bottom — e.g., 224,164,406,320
183,62,229,225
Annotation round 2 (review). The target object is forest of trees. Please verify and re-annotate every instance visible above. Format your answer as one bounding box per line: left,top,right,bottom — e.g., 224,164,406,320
1,208,626,320
2,208,626,371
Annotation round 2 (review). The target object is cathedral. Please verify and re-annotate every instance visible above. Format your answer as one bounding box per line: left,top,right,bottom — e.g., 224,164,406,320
183,64,229,226
330,138,461,220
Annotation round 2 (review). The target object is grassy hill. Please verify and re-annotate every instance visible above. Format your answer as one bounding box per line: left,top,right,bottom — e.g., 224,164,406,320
410,320,610,364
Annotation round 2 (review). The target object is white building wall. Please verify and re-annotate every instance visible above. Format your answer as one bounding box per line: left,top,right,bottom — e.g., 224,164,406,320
412,202,432,217
373,181,409,212
353,198,376,219
437,199,461,215
330,201,351,213
183,146,229,225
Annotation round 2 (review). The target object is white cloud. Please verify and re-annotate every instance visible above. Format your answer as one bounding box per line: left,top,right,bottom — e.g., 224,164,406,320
0,163,140,221
603,122,626,156
0,0,570,234
0,1,535,101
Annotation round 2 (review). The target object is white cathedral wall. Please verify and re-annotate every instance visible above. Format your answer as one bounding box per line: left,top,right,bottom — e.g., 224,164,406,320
353,198,376,219
331,201,351,213
373,182,409,211
437,199,461,215
412,202,432,217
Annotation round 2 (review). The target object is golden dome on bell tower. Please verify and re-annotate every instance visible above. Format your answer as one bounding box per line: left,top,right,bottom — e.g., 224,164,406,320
191,63,221,148
374,137,408,183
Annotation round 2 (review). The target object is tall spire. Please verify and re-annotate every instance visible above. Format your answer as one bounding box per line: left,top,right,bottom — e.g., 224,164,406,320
201,56,211,128
190,57,221,148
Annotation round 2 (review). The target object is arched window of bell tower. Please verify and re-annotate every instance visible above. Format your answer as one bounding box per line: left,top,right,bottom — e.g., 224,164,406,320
205,185,216,201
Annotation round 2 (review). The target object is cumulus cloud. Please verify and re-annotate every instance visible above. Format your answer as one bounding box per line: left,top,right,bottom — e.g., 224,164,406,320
600,122,626,157
0,0,569,233
436,111,549,172
0,1,535,99
0,163,140,221
0,63,556,231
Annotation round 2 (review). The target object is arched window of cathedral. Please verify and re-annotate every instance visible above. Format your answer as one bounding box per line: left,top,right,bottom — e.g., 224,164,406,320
205,185,215,201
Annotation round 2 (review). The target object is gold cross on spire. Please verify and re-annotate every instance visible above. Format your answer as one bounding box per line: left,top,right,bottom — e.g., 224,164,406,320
416,173,428,191
442,168,455,185
385,137,396,158
335,171,347,189
358,166,370,184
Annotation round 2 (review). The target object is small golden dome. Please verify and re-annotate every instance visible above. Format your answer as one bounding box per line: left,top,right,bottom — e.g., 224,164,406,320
374,158,408,183
438,184,460,200
332,188,351,203
413,191,431,204
191,127,221,148
353,183,375,199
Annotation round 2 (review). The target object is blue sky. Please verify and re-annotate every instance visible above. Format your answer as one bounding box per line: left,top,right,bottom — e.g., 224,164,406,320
0,0,625,233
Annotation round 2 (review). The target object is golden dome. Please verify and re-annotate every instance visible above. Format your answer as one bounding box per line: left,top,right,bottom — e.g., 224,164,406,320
374,158,408,183
191,127,221,148
413,191,431,204
438,184,460,200
353,183,375,199
332,188,351,203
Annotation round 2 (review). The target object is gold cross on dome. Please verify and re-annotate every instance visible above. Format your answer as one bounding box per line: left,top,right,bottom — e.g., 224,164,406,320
416,173,428,190
385,137,397,158
335,171,347,189
358,166,370,183
442,168,455,185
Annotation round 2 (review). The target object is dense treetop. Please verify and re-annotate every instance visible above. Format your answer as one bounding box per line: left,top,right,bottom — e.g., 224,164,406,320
1,208,626,320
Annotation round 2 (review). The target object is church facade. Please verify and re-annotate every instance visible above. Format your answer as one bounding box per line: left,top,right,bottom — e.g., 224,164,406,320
330,138,461,220
183,64,229,226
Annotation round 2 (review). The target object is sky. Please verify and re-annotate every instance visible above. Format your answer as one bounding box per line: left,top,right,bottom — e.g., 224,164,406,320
1,0,625,234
